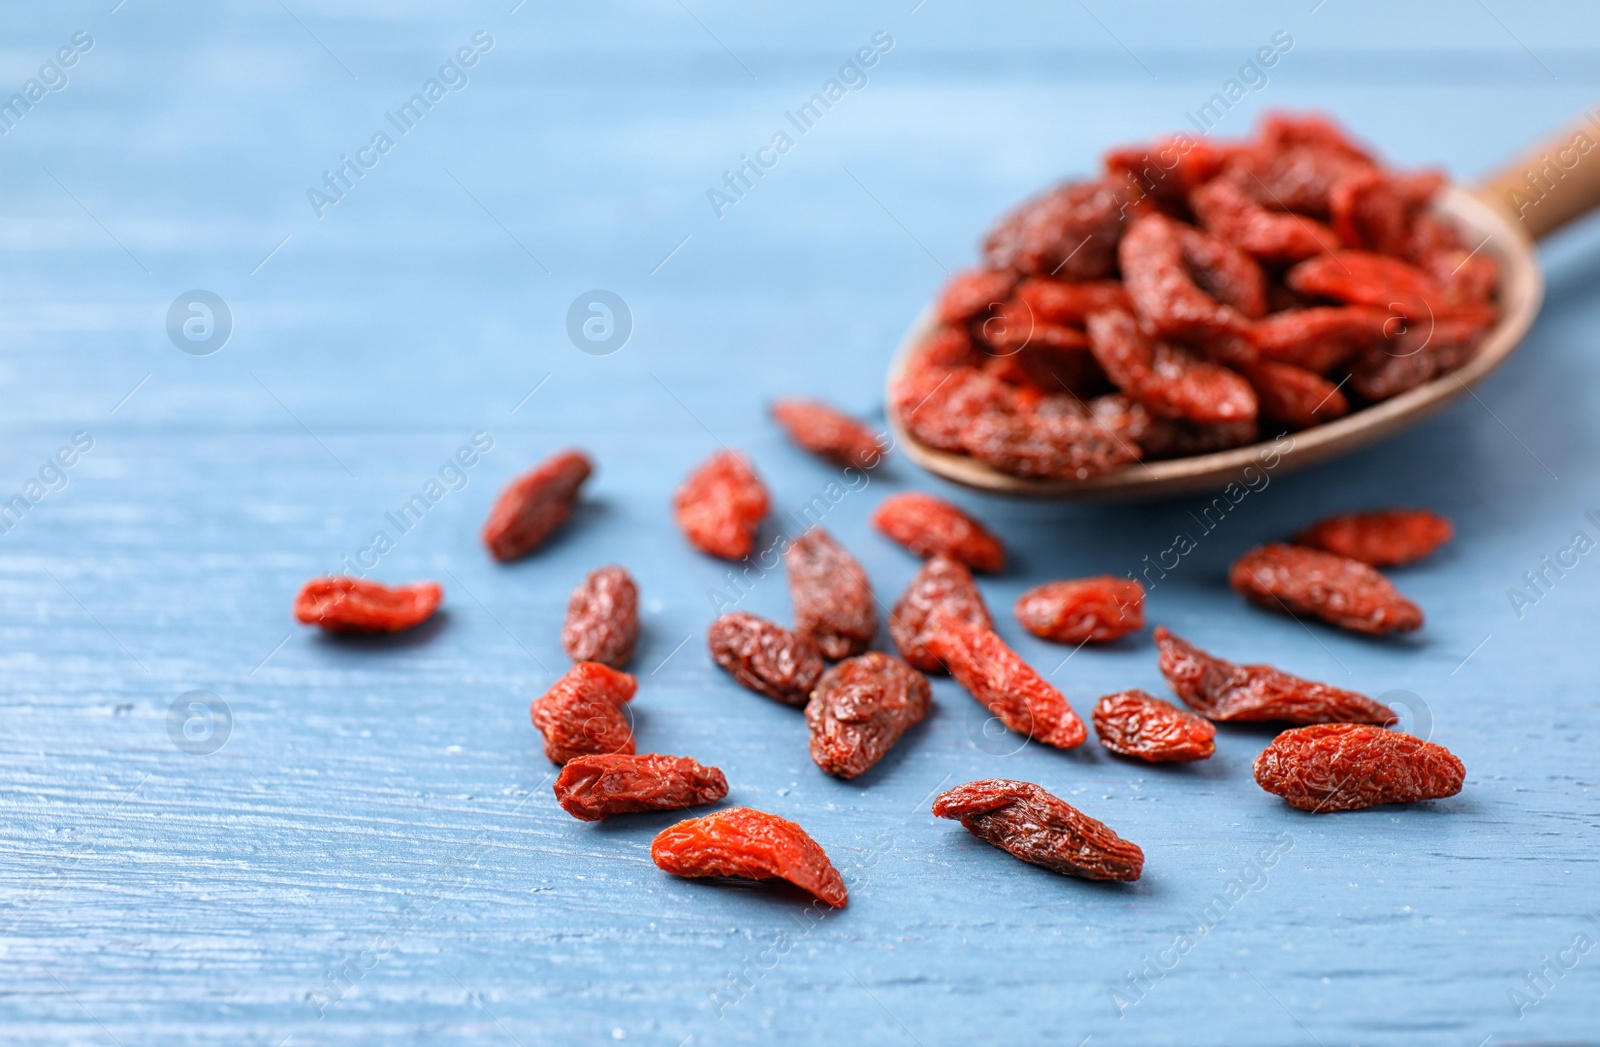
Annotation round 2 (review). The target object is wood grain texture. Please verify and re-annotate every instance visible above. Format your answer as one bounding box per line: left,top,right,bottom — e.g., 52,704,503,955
1,2,1599,1045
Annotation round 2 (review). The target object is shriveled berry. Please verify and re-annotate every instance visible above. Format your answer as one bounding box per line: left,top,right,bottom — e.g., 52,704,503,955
1190,172,1341,262
651,807,848,907
889,555,993,673
963,406,1140,481
554,753,728,821
871,493,1005,573
1242,359,1349,429
674,451,769,561
561,565,638,668
893,365,1018,454
983,179,1128,279
932,779,1143,881
1285,250,1447,323
1253,724,1465,813
294,577,442,634
1251,306,1390,374
1086,310,1257,425
1014,278,1131,325
937,269,1018,325
771,399,885,469
924,615,1086,749
1014,576,1144,645
482,450,592,562
707,612,825,708
805,652,931,779
1117,214,1254,352
1231,543,1423,635
1293,508,1454,567
1092,689,1215,762
1138,416,1258,459
529,662,638,765
1154,626,1396,725
785,528,875,660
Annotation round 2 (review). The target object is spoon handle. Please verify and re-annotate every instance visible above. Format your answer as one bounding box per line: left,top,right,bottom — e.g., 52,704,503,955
1473,107,1600,241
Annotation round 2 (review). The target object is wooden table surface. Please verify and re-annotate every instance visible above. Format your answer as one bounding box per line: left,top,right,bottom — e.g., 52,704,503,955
2,2,1598,1044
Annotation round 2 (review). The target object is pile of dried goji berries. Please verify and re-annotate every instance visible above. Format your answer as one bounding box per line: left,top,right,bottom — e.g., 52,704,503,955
289,411,1470,905
893,111,1500,480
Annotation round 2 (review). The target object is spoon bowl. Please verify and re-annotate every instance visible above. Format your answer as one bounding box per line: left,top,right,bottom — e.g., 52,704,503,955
886,184,1544,500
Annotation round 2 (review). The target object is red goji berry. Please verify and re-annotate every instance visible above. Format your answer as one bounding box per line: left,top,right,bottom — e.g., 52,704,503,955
1293,508,1454,567
294,577,442,634
651,807,849,907
1242,359,1349,429
1154,626,1396,725
561,565,638,669
1253,723,1465,812
785,528,875,660
1092,689,1215,763
1231,543,1423,634
806,652,931,779
1086,309,1258,425
706,612,825,708
983,179,1128,279
770,399,885,470
1014,576,1144,645
924,615,1086,749
553,753,728,821
937,269,1018,326
871,493,1005,573
482,450,592,562
674,451,769,561
889,555,993,673
529,662,637,765
932,779,1143,881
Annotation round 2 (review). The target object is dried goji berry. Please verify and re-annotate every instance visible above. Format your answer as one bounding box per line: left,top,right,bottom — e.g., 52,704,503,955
871,493,1005,573
1294,508,1454,567
805,652,930,779
294,577,443,634
1251,306,1390,374
1154,626,1396,725
529,662,638,765
1180,220,1268,319
963,406,1140,481
976,300,1092,357
1231,543,1423,634
482,450,592,562
553,753,728,821
561,565,638,668
983,179,1128,279
651,807,848,907
706,611,825,708
932,779,1143,881
785,528,875,660
1285,250,1446,323
982,341,1106,398
1112,135,1247,199
770,399,885,470
674,450,769,561
1014,576,1144,645
1092,690,1215,763
889,555,993,673
1253,723,1465,812
893,365,1018,454
1242,359,1349,429
1014,278,1131,325
1086,309,1257,425
1408,211,1498,303
1118,214,1255,354
1190,172,1341,262
937,269,1018,325
924,615,1086,749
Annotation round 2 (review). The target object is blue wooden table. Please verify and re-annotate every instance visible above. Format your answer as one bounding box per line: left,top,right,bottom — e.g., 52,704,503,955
2,2,1599,1044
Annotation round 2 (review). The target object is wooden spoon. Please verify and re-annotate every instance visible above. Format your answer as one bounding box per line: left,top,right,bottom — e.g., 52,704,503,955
886,114,1600,499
